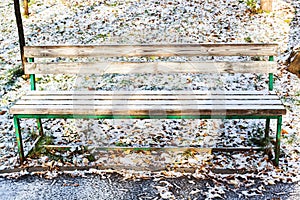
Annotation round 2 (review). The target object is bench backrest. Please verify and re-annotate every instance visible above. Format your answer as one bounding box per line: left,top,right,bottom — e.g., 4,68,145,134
24,44,278,74
24,43,278,90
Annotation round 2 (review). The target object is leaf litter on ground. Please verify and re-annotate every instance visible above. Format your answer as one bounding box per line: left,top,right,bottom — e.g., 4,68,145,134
0,0,300,199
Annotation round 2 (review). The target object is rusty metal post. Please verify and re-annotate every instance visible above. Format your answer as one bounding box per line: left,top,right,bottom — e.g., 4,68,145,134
24,0,29,16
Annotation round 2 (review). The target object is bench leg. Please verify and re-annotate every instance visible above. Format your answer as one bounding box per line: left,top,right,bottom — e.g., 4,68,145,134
265,118,270,139
274,116,282,166
13,116,25,164
36,119,44,136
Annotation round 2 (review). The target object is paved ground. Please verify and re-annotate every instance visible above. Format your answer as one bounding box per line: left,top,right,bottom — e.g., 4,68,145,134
0,173,299,200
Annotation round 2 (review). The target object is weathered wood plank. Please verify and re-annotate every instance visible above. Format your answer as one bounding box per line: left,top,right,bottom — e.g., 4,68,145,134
25,61,277,74
21,95,280,101
10,104,286,115
24,44,278,58
21,91,280,102
11,105,285,110
15,99,283,106
26,90,277,95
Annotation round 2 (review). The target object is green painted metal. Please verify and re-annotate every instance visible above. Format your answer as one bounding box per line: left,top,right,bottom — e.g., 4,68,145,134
265,56,275,141
269,73,274,91
28,58,44,142
15,114,280,120
274,116,282,166
78,146,265,152
14,113,283,165
268,56,274,91
30,74,36,91
28,58,36,91
13,116,25,163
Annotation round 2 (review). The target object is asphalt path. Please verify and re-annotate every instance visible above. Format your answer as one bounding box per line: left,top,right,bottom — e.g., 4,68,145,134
0,173,299,200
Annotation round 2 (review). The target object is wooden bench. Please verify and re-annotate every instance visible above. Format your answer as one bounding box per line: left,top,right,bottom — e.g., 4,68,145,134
10,44,286,166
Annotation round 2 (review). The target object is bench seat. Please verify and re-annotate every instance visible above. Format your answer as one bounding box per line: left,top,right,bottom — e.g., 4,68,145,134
10,90,286,116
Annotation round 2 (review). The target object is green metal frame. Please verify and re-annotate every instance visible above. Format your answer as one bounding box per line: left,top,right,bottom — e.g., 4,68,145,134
29,58,44,136
268,56,274,91
264,55,282,166
13,116,24,163
13,55,283,167
14,114,282,120
13,58,44,163
275,116,282,165
13,113,282,166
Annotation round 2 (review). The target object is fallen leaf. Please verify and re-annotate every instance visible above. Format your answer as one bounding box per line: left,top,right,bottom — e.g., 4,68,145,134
281,129,288,135
267,180,276,185
0,110,6,115
124,150,131,155
73,183,79,187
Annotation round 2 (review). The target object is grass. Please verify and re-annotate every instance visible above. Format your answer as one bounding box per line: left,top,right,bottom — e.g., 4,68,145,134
295,91,300,105
244,36,252,43
115,141,128,147
28,135,56,159
283,134,297,145
243,0,263,14
28,0,37,7
93,33,110,41
0,65,24,87
28,135,96,162
104,1,118,7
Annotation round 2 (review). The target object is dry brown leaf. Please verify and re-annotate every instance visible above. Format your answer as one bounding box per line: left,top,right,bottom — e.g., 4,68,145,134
0,110,6,115
281,129,289,135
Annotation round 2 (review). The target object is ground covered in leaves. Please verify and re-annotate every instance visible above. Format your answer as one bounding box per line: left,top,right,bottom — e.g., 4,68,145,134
1,172,300,200
1,0,300,199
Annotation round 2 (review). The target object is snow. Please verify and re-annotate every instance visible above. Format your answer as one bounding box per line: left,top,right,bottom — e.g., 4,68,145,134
0,0,300,198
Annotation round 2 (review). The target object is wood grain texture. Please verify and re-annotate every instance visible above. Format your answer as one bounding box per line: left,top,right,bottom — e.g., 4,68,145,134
15,99,283,105
25,61,277,74
9,104,287,116
21,91,280,100
26,90,277,95
10,91,286,115
20,95,280,100
24,43,278,58
17,44,285,118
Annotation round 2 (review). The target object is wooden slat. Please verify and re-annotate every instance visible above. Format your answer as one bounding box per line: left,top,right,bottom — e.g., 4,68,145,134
24,61,277,74
9,104,286,115
21,95,280,101
24,44,278,58
15,99,283,106
21,91,280,101
11,90,285,116
26,90,277,95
